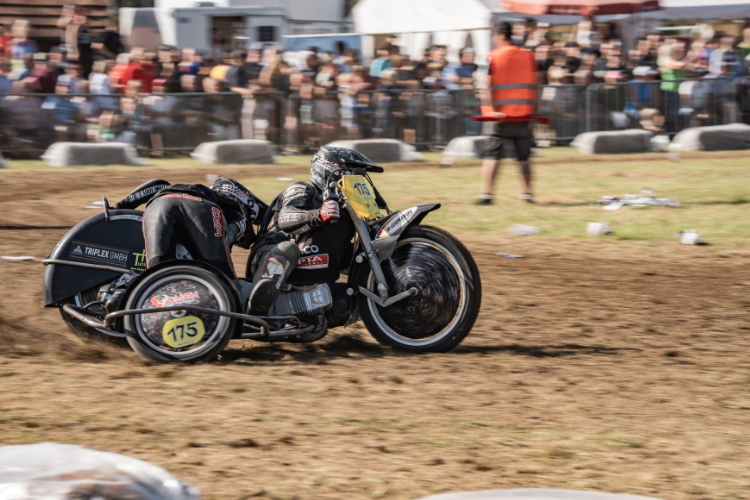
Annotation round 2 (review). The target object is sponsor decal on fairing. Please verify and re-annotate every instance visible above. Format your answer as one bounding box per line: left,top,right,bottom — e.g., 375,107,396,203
377,207,419,239
132,250,147,272
150,291,201,308
297,254,329,269
68,240,130,268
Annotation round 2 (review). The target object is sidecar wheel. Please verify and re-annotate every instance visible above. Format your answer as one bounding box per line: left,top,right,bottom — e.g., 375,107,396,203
124,265,239,363
357,225,481,353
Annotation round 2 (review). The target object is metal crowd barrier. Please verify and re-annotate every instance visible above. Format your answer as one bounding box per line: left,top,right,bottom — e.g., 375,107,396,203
1,77,748,156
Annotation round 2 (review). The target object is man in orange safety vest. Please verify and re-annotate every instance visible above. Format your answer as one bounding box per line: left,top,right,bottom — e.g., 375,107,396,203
476,22,538,205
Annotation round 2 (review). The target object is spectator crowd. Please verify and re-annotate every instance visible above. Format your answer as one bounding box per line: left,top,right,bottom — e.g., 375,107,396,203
2,12,750,156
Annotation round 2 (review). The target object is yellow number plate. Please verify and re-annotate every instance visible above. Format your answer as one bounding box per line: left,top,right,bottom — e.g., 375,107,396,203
339,175,383,220
162,316,206,348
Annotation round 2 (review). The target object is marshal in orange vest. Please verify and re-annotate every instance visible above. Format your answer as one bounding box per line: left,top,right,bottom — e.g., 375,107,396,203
488,45,537,121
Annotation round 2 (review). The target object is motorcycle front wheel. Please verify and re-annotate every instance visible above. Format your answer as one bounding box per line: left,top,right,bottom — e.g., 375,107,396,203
357,225,482,353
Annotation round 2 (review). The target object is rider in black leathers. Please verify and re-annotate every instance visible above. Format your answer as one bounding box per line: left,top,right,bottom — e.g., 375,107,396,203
247,146,384,315
114,178,261,282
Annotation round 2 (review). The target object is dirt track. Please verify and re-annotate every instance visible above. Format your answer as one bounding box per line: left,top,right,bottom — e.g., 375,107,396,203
1,166,750,500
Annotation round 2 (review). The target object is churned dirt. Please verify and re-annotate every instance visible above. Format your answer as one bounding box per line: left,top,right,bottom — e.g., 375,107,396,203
1,165,750,500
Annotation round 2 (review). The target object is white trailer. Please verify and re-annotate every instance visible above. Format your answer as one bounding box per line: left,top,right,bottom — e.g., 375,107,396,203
119,5,286,53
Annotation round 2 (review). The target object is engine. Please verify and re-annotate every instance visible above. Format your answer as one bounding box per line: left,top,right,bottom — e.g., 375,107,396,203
274,283,333,322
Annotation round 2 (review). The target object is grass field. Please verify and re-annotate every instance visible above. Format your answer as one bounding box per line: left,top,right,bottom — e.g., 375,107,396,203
8,148,747,247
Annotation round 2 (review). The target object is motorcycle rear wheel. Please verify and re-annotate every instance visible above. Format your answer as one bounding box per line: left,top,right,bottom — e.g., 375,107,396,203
357,225,481,353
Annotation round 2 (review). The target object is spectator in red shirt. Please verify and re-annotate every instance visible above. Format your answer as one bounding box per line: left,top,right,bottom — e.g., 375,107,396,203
109,52,130,92
119,51,156,93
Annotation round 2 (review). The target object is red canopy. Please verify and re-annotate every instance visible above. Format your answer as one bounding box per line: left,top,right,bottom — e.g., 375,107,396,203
499,0,660,16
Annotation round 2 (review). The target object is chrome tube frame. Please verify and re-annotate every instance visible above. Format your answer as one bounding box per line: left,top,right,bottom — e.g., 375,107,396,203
103,305,269,333
346,204,390,302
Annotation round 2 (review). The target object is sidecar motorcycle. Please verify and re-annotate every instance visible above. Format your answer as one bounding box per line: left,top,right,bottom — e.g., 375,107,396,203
43,169,482,363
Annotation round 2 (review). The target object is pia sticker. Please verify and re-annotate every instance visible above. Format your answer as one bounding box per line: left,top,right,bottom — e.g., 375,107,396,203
162,316,205,348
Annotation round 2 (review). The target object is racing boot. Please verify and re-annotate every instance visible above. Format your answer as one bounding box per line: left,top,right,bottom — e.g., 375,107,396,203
248,278,278,316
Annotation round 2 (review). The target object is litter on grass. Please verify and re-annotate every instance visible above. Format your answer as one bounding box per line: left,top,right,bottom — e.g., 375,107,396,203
593,188,679,210
509,224,540,236
587,222,612,235
680,230,704,245
276,177,294,182
2,256,39,262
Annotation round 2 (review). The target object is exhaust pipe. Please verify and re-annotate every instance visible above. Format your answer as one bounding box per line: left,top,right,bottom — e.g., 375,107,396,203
62,304,107,330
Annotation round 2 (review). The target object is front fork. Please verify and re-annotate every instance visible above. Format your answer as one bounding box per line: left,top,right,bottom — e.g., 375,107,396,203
347,205,417,307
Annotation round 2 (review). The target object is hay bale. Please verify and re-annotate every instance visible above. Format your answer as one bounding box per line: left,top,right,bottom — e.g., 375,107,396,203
414,488,664,500
325,139,423,163
572,130,653,155
191,139,278,164
670,123,750,152
42,142,147,167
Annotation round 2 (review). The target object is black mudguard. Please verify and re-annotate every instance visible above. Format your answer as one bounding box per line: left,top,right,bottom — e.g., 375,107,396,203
43,210,147,306
370,204,441,262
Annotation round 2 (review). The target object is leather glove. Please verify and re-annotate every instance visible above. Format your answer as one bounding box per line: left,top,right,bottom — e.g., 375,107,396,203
319,200,340,222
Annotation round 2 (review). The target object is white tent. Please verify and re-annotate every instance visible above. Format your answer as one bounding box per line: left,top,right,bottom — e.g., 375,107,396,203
629,0,750,20
352,0,493,64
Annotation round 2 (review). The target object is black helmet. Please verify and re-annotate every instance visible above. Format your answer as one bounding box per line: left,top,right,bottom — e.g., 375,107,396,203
310,146,383,190
210,178,261,221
